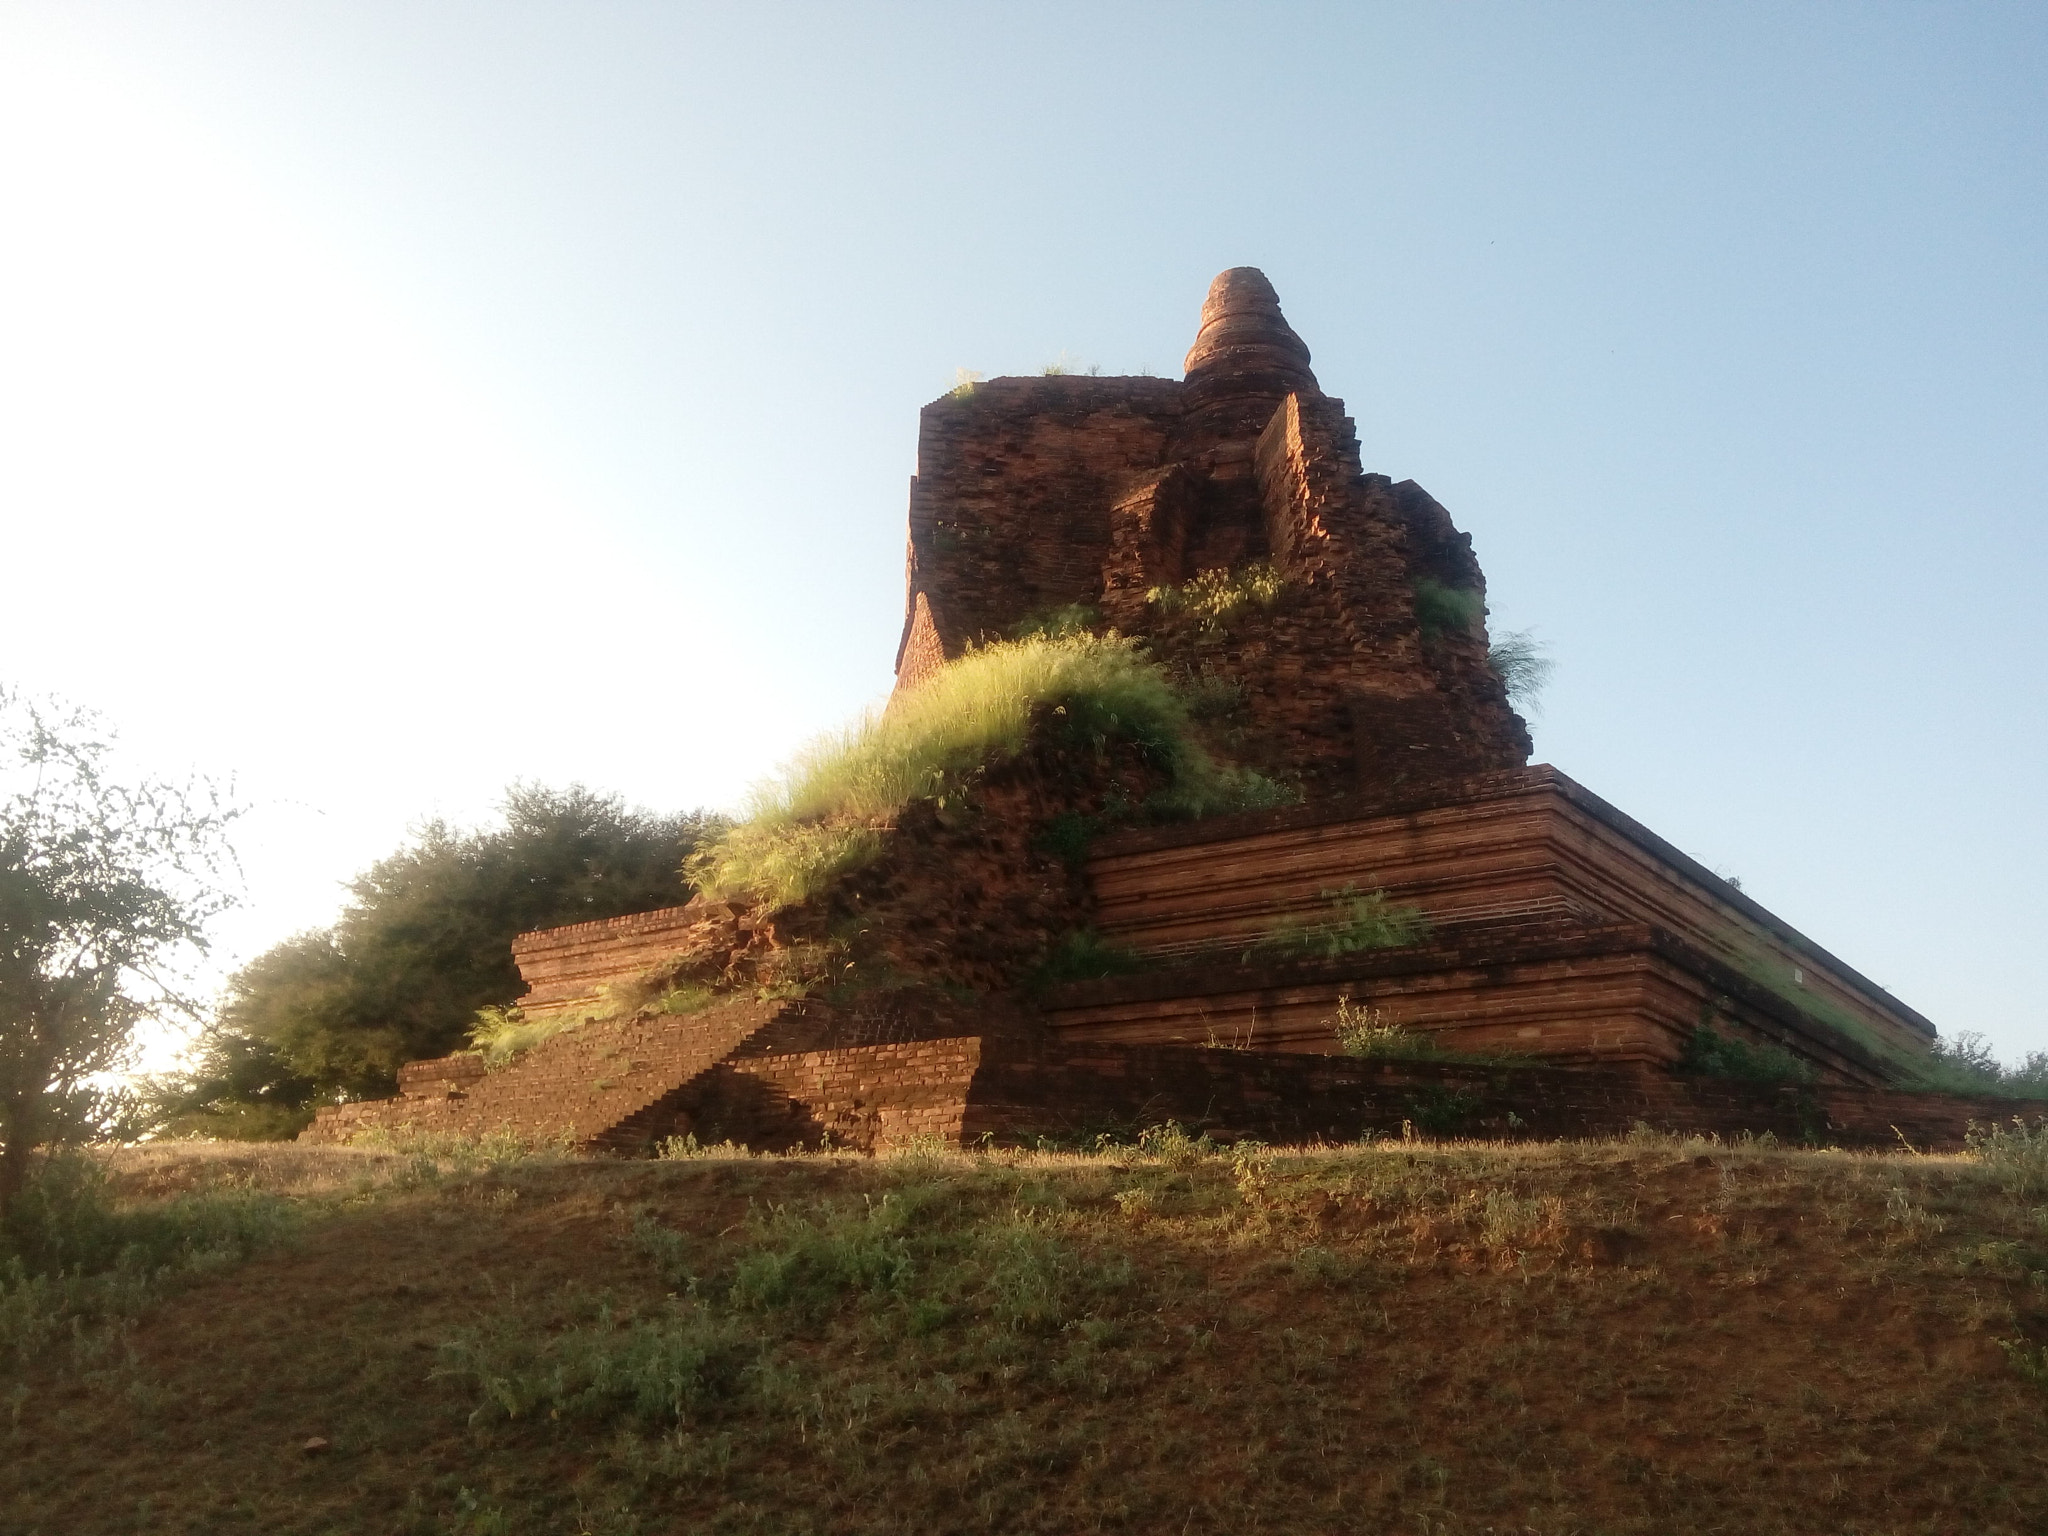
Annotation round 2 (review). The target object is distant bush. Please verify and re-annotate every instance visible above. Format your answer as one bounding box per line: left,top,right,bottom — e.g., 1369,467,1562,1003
1924,1032,2048,1100
689,632,1291,910
1729,950,2048,1099
158,785,727,1118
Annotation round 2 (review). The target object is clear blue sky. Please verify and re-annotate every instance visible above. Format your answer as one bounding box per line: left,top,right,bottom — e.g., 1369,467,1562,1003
2,2,2042,1062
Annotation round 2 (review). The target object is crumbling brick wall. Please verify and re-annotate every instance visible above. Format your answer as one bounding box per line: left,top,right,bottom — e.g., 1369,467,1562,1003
892,268,1530,801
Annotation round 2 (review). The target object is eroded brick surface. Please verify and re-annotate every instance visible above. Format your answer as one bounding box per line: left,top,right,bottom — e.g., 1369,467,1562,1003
896,269,1530,799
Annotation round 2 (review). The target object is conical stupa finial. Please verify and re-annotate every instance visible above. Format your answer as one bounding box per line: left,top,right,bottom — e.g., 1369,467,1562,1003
1182,267,1316,390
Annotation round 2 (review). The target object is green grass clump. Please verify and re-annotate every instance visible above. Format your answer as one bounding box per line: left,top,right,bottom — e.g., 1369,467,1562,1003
1966,1116,2048,1197
469,978,726,1070
1146,562,1284,632
1331,995,1451,1062
466,1005,574,1069
1241,886,1430,964
436,1182,1135,1431
1007,602,1099,640
689,632,1289,910
1414,577,1485,638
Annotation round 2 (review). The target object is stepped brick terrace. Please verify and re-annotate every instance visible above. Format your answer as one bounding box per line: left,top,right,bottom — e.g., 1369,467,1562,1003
306,268,2020,1155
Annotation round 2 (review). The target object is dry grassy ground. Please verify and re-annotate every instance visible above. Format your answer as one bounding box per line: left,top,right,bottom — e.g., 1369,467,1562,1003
4,1132,2046,1535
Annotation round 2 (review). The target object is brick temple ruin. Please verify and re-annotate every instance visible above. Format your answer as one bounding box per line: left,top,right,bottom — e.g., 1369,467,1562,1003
307,269,2024,1153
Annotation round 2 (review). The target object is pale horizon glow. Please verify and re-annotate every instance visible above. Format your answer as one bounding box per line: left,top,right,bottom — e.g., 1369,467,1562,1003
1,3,2042,1072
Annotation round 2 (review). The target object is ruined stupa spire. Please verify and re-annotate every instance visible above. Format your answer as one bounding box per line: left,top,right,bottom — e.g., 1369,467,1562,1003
1180,267,1319,437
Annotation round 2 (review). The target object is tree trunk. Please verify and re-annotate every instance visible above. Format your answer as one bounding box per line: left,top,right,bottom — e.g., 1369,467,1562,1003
0,1090,41,1221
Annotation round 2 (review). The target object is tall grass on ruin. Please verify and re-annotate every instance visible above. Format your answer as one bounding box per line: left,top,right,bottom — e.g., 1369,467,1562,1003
689,632,1291,910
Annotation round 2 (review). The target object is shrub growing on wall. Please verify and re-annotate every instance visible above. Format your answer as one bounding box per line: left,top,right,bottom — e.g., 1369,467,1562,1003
690,632,1290,911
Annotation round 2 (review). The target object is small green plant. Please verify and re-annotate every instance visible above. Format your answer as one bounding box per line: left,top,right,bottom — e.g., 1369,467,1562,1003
1230,1140,1274,1207
1112,1187,1155,1220
1032,809,1111,867
1406,1085,1482,1136
1479,1189,1566,1250
1883,1186,1944,1243
1413,577,1485,638
1008,603,1099,640
654,1134,751,1161
468,1005,578,1068
1676,1022,1817,1086
1242,886,1429,964
949,368,985,399
1966,1117,2048,1197
1177,669,1246,720
1039,353,1097,377
1135,1121,1213,1168
650,983,719,1016
1999,1337,2048,1393
1332,995,1431,1060
1146,562,1285,633
1029,929,1147,990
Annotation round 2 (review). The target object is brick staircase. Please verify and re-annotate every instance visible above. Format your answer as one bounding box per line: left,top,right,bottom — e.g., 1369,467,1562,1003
300,996,823,1149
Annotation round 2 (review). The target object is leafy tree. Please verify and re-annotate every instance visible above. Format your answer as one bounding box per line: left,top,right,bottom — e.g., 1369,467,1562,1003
165,785,725,1133
0,690,238,1216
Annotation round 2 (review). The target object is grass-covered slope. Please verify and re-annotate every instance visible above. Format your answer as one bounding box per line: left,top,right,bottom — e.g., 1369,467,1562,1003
689,632,1287,910
7,1133,2048,1535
